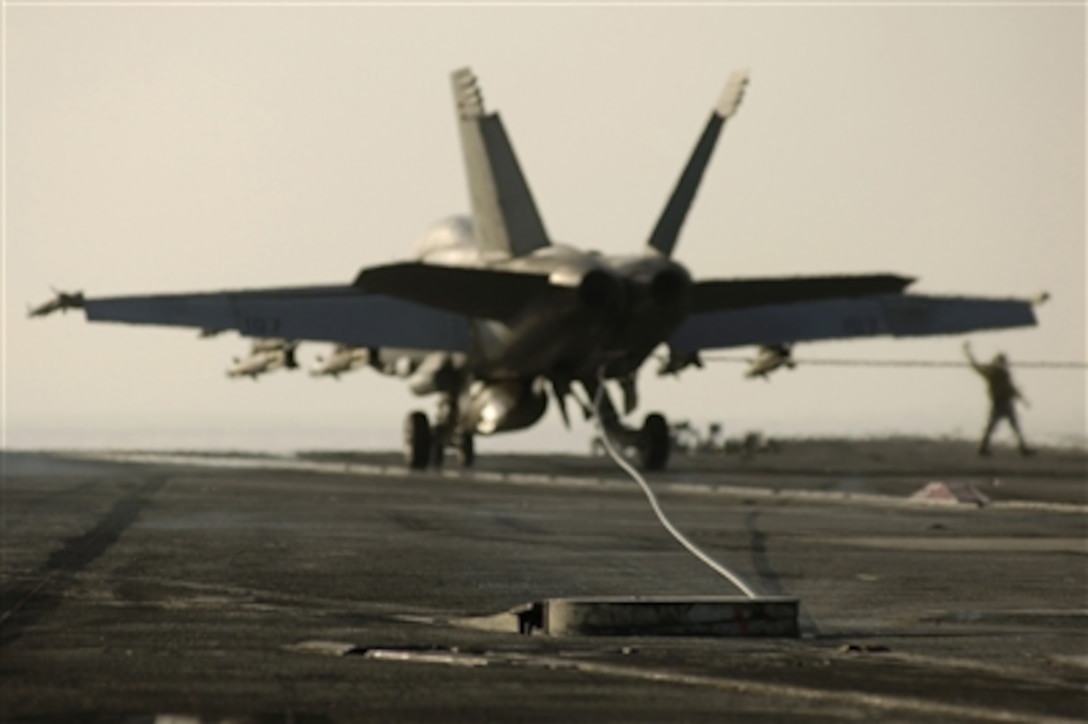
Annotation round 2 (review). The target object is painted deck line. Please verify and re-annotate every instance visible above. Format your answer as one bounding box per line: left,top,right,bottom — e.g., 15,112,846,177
61,451,1088,515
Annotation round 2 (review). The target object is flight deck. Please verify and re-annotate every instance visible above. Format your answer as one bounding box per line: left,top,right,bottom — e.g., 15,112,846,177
2,440,1085,722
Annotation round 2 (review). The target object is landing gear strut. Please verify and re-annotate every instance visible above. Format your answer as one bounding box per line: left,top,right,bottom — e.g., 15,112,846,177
583,377,671,471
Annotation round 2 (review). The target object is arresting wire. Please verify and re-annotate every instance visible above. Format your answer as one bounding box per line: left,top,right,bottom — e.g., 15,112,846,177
592,368,758,599
699,355,1088,370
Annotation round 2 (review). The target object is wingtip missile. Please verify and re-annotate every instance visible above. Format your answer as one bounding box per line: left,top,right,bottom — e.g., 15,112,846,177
27,289,85,318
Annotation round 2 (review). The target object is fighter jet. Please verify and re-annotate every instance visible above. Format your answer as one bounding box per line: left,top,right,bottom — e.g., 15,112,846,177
36,68,1041,470
226,338,298,380
27,289,85,318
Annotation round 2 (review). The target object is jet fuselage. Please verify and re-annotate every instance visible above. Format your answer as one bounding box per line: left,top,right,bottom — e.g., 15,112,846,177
415,217,692,384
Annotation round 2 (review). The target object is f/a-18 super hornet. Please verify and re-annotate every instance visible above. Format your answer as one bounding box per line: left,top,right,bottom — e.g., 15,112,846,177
31,68,1041,470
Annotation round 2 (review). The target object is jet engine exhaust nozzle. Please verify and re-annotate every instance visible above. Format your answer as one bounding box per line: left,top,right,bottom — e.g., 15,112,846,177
651,267,693,307
578,269,623,310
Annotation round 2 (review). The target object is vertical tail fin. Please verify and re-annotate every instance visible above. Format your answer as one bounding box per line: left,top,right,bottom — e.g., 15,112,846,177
451,68,551,259
646,70,749,258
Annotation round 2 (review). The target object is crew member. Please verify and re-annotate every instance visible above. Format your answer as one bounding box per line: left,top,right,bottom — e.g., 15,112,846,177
964,342,1033,456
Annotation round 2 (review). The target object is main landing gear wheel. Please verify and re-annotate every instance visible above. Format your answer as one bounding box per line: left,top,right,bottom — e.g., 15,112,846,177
404,411,431,470
639,412,670,471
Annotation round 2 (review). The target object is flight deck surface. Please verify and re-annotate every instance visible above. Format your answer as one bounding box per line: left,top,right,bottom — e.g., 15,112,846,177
2,440,1085,722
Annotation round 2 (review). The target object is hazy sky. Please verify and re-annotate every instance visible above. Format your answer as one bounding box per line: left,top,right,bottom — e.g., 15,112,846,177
5,3,1085,452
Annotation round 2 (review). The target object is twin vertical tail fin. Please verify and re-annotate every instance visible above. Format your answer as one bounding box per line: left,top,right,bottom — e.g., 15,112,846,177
452,68,551,259
646,70,750,258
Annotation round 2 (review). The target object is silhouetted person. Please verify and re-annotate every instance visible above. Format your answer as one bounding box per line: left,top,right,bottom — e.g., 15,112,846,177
964,342,1033,456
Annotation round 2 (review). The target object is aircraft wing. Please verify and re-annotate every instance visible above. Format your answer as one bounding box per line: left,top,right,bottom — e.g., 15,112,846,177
83,285,471,352
670,290,1038,354
689,274,914,314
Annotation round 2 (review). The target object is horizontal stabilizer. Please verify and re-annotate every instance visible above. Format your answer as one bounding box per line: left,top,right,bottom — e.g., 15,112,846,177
670,294,1037,353
691,274,914,314
355,263,553,320
84,286,470,352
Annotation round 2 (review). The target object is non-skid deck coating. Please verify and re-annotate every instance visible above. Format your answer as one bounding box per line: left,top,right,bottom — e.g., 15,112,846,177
2,442,1086,722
